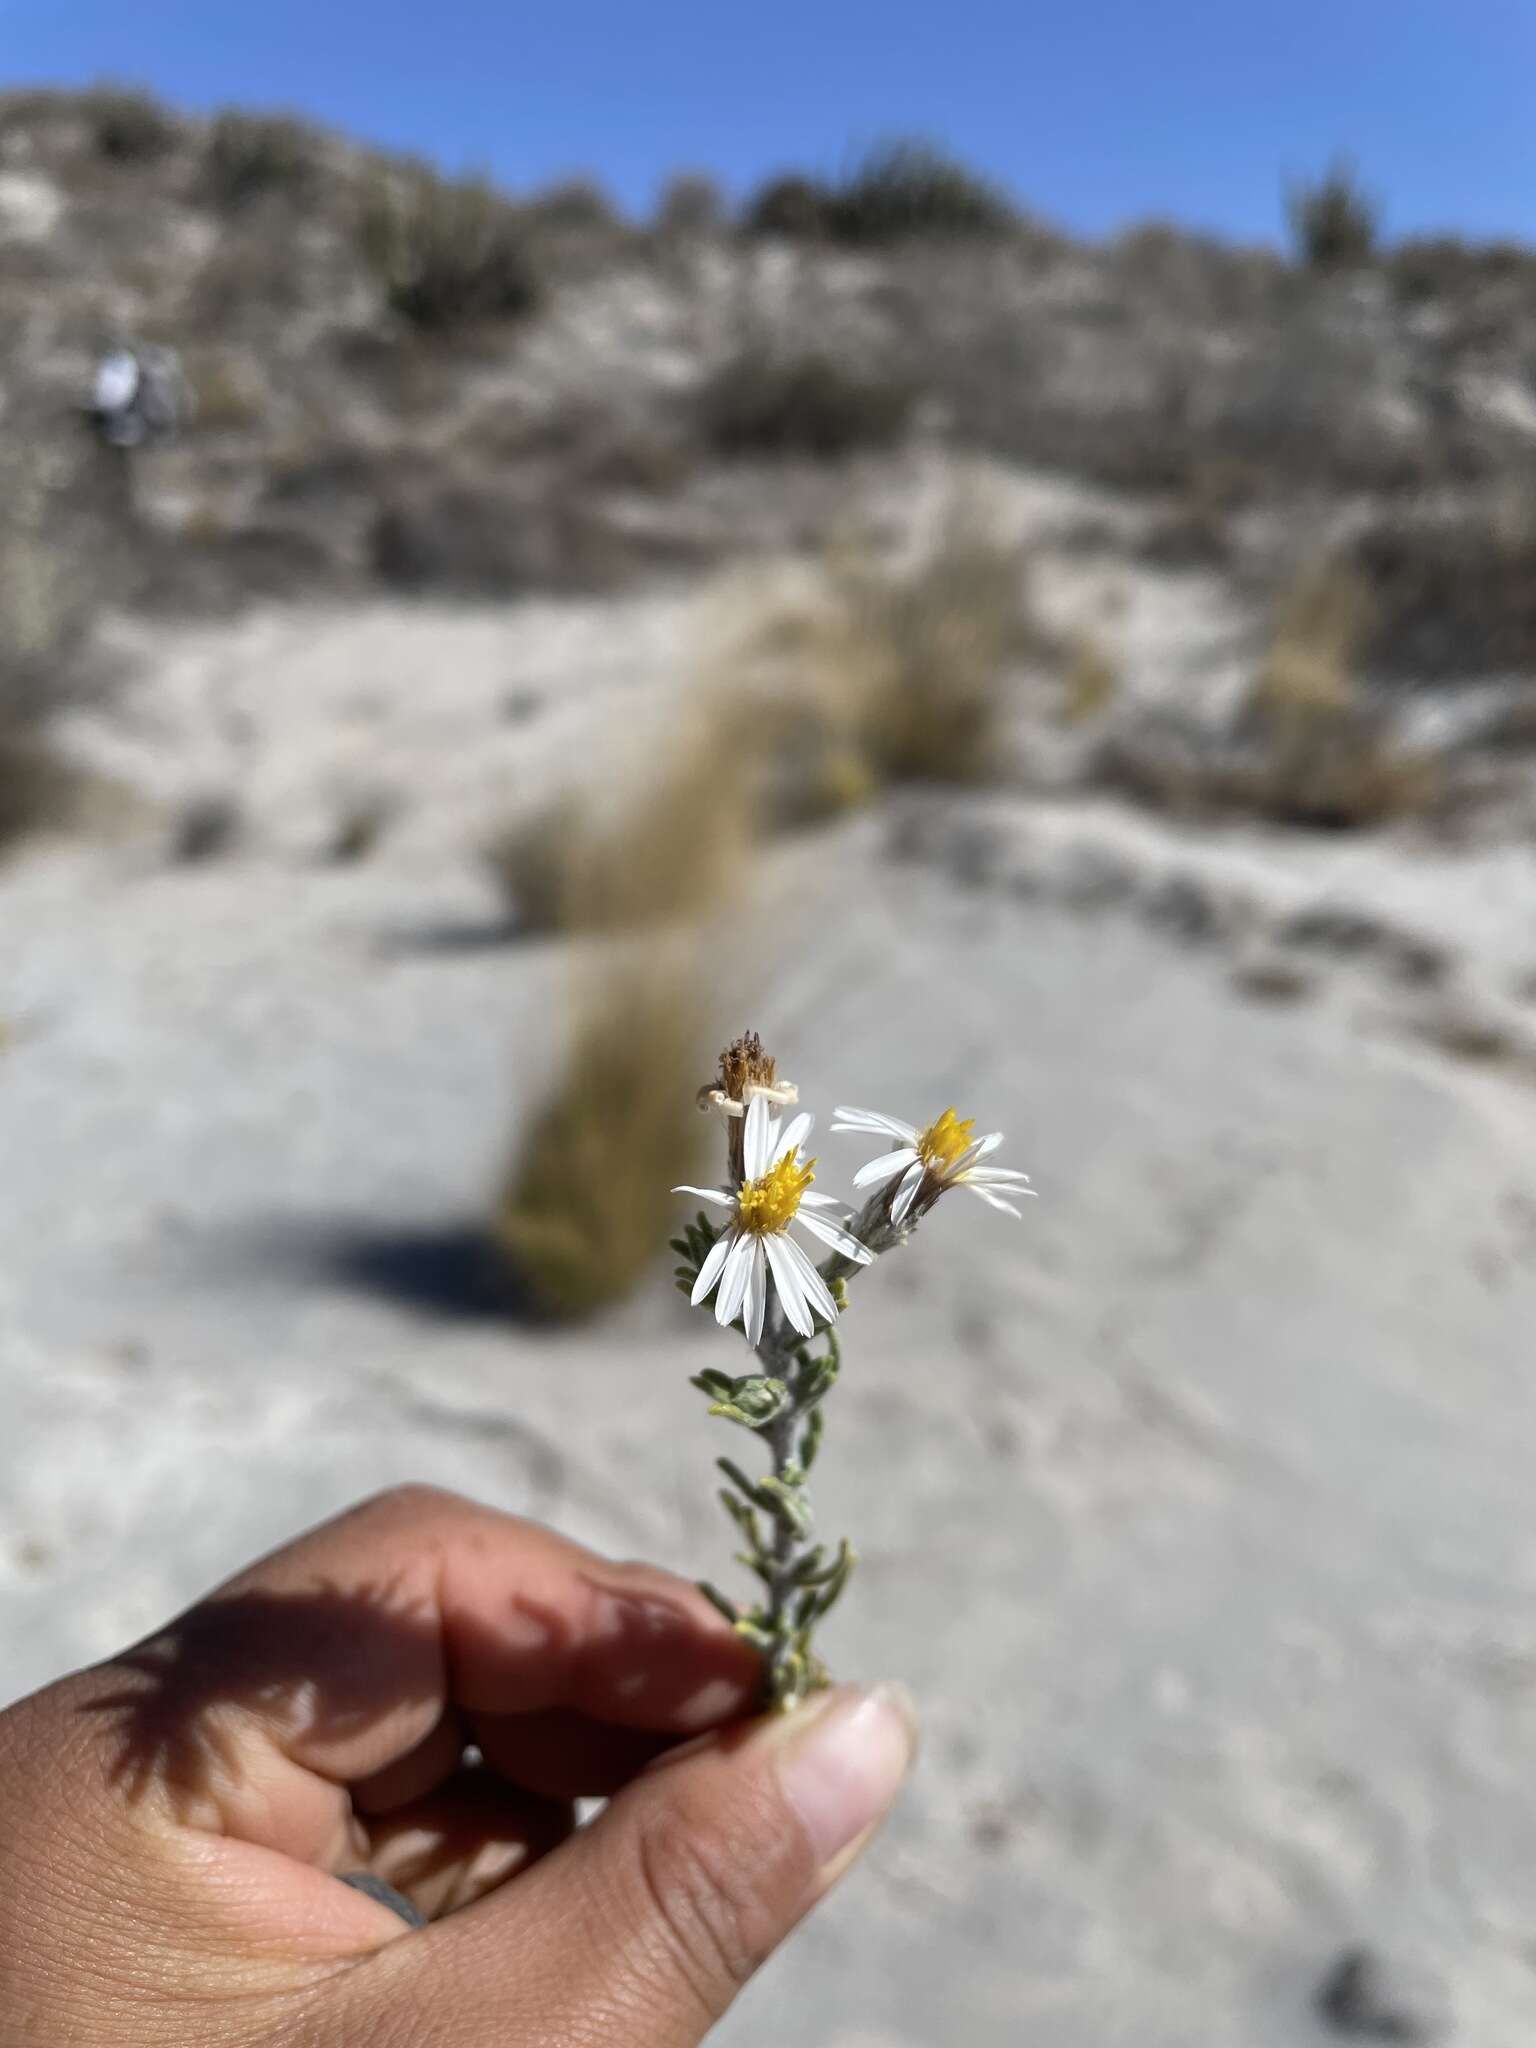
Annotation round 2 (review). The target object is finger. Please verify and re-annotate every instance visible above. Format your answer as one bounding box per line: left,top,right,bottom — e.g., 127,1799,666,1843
471,1708,673,1800
350,1708,470,1815
74,1486,759,1845
339,1683,919,2048
363,1768,575,1921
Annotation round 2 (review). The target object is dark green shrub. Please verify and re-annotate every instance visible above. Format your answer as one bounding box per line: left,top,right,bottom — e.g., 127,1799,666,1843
204,111,315,208
359,169,541,332
1287,157,1378,269
741,173,839,238
829,140,1017,243
743,144,1015,244
698,348,912,459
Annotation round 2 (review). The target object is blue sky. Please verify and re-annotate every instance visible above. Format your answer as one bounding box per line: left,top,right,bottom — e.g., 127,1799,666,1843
3,0,1533,245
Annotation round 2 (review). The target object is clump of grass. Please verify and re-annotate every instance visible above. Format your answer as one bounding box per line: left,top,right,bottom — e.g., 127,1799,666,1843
1061,633,1120,725
492,955,715,1318
1243,561,1437,827
828,505,1030,783
483,698,756,932
203,111,315,208
698,347,912,461
84,84,176,163
1287,157,1378,270
359,167,541,332
0,465,95,850
489,687,758,1316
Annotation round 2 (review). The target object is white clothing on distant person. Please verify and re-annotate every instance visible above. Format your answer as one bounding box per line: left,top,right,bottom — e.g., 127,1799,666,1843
93,348,141,420
91,345,187,448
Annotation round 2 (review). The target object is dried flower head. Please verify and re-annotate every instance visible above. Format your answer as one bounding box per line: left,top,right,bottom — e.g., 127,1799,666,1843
698,1029,800,1180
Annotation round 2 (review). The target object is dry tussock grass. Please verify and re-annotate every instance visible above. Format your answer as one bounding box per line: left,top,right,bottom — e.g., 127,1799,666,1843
0,459,97,848
801,499,1031,786
492,952,716,1318
487,690,760,1316
1243,561,1438,827
358,167,540,332
1099,561,1440,830
484,695,757,933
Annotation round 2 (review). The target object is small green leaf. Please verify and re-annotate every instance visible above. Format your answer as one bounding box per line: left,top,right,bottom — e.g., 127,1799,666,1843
800,1406,825,1471
717,1489,762,1553
698,1581,739,1624
756,1475,813,1538
716,1456,761,1503
793,1537,849,1589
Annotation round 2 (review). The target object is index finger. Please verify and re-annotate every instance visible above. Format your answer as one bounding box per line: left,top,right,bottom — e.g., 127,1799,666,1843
85,1485,760,1794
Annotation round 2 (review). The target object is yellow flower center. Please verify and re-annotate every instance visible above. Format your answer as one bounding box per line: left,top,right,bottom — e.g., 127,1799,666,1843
737,1150,816,1236
918,1107,975,1175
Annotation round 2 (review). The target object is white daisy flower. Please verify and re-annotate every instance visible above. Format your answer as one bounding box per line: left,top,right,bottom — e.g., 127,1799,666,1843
831,1103,1036,1224
675,1093,873,1345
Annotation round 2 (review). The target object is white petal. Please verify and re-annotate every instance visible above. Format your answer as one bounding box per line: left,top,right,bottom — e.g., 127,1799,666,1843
673,1183,735,1208
852,1146,918,1189
964,1165,1033,1186
831,1106,920,1143
716,1231,755,1328
797,1210,875,1264
798,1190,843,1209
778,1110,814,1160
782,1232,838,1324
967,1184,1026,1217
744,1238,767,1346
764,1231,814,1338
952,1132,1004,1172
689,1228,734,1307
743,1093,772,1181
891,1159,925,1223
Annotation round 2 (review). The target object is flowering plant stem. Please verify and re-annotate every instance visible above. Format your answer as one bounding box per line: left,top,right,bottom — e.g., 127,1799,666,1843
677,1186,909,1711
675,1033,1029,1713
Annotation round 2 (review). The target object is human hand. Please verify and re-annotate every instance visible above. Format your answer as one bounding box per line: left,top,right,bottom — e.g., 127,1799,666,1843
0,1485,916,2045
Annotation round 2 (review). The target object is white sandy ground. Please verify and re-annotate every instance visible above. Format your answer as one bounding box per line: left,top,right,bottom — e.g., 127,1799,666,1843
6,590,1536,2044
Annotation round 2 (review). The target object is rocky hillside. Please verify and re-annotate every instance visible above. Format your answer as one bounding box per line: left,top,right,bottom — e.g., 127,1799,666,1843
5,88,1536,650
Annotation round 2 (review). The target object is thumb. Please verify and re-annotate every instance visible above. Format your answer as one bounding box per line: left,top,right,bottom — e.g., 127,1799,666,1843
354,1682,917,2047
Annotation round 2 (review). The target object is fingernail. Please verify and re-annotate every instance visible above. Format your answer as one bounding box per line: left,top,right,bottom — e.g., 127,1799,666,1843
774,1683,919,1870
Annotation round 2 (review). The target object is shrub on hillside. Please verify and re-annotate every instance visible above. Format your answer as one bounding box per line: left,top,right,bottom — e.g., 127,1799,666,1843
832,505,1030,782
830,140,1017,244
203,111,316,208
526,177,621,233
743,142,1015,243
697,347,912,460
358,168,540,331
741,173,840,238
656,172,726,237
1351,505,1536,680
1287,158,1378,270
84,84,176,163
